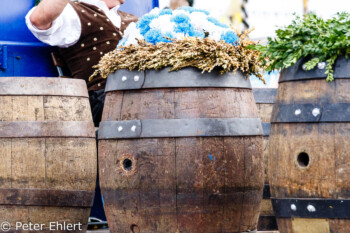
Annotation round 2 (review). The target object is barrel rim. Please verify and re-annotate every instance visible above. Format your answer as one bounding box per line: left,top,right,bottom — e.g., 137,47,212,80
105,67,252,92
279,56,350,83
0,77,89,97
98,118,263,139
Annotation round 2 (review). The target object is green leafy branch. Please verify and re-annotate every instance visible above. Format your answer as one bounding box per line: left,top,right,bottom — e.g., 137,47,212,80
249,12,350,81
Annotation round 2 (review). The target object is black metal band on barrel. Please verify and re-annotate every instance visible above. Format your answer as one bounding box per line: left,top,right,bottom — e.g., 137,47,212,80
0,77,89,97
262,122,271,136
0,121,95,138
105,67,252,92
279,57,350,83
271,198,350,219
253,88,277,104
271,103,350,123
98,118,263,139
0,188,94,207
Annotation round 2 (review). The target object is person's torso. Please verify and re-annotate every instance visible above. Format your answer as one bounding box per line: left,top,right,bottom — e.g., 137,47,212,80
59,1,138,91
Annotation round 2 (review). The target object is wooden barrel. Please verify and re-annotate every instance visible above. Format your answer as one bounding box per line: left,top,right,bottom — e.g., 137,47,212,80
253,88,278,231
98,68,264,233
0,77,97,232
269,57,350,233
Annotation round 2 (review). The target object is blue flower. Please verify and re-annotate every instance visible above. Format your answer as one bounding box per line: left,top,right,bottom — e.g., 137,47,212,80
136,14,158,35
160,32,174,43
207,16,229,28
144,29,162,44
174,22,193,34
144,29,174,44
180,6,209,15
221,31,239,45
159,8,172,15
171,13,190,24
189,29,205,38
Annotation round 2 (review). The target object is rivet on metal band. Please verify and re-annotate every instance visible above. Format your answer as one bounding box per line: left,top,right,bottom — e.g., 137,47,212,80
271,103,350,123
98,118,263,139
105,67,252,92
271,198,350,219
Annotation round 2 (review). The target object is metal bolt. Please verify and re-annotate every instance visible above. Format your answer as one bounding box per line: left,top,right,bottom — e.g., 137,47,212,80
131,125,137,132
291,204,297,211
118,126,123,132
302,64,307,71
134,75,140,82
307,205,316,212
318,62,326,70
295,109,301,116
121,76,127,82
312,108,320,117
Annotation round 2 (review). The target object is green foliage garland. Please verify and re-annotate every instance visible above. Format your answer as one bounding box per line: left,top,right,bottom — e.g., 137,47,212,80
251,12,350,82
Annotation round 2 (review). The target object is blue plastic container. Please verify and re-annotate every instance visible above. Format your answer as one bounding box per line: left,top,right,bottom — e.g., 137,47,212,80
0,0,57,77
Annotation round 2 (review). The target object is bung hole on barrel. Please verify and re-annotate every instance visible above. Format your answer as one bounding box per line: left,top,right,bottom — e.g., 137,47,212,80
123,158,133,171
297,152,310,168
130,224,140,233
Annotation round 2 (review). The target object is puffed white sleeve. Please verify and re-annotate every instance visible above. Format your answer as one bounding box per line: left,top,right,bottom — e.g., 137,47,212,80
25,4,81,48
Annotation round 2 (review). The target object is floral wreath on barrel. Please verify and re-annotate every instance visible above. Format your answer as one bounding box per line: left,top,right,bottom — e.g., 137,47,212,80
90,7,266,82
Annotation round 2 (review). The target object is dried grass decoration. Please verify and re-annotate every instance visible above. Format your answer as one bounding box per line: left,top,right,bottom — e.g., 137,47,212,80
89,7,266,83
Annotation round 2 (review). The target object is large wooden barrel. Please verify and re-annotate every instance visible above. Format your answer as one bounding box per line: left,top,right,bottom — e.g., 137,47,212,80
253,88,278,231
269,57,350,233
0,77,97,232
98,68,264,233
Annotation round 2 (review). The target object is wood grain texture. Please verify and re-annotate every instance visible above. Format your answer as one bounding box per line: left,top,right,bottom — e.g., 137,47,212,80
269,78,350,233
100,86,264,233
0,77,96,233
255,89,278,231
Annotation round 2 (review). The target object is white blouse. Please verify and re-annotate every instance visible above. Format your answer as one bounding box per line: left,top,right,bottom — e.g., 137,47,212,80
25,0,121,48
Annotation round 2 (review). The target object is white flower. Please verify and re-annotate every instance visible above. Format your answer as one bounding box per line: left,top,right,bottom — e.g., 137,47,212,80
149,7,161,15
149,15,175,34
172,9,190,16
174,32,186,39
189,12,208,31
122,22,143,46
208,31,222,41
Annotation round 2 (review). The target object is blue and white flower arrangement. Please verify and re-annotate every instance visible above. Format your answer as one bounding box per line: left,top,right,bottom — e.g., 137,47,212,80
118,7,239,46
90,7,266,83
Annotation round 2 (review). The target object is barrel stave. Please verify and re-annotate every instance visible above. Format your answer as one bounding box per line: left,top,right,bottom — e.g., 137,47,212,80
102,88,258,121
100,136,263,233
0,96,92,122
269,123,337,198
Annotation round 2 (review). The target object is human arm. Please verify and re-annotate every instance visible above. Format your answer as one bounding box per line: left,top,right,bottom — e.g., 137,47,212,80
30,0,70,30
25,1,81,47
